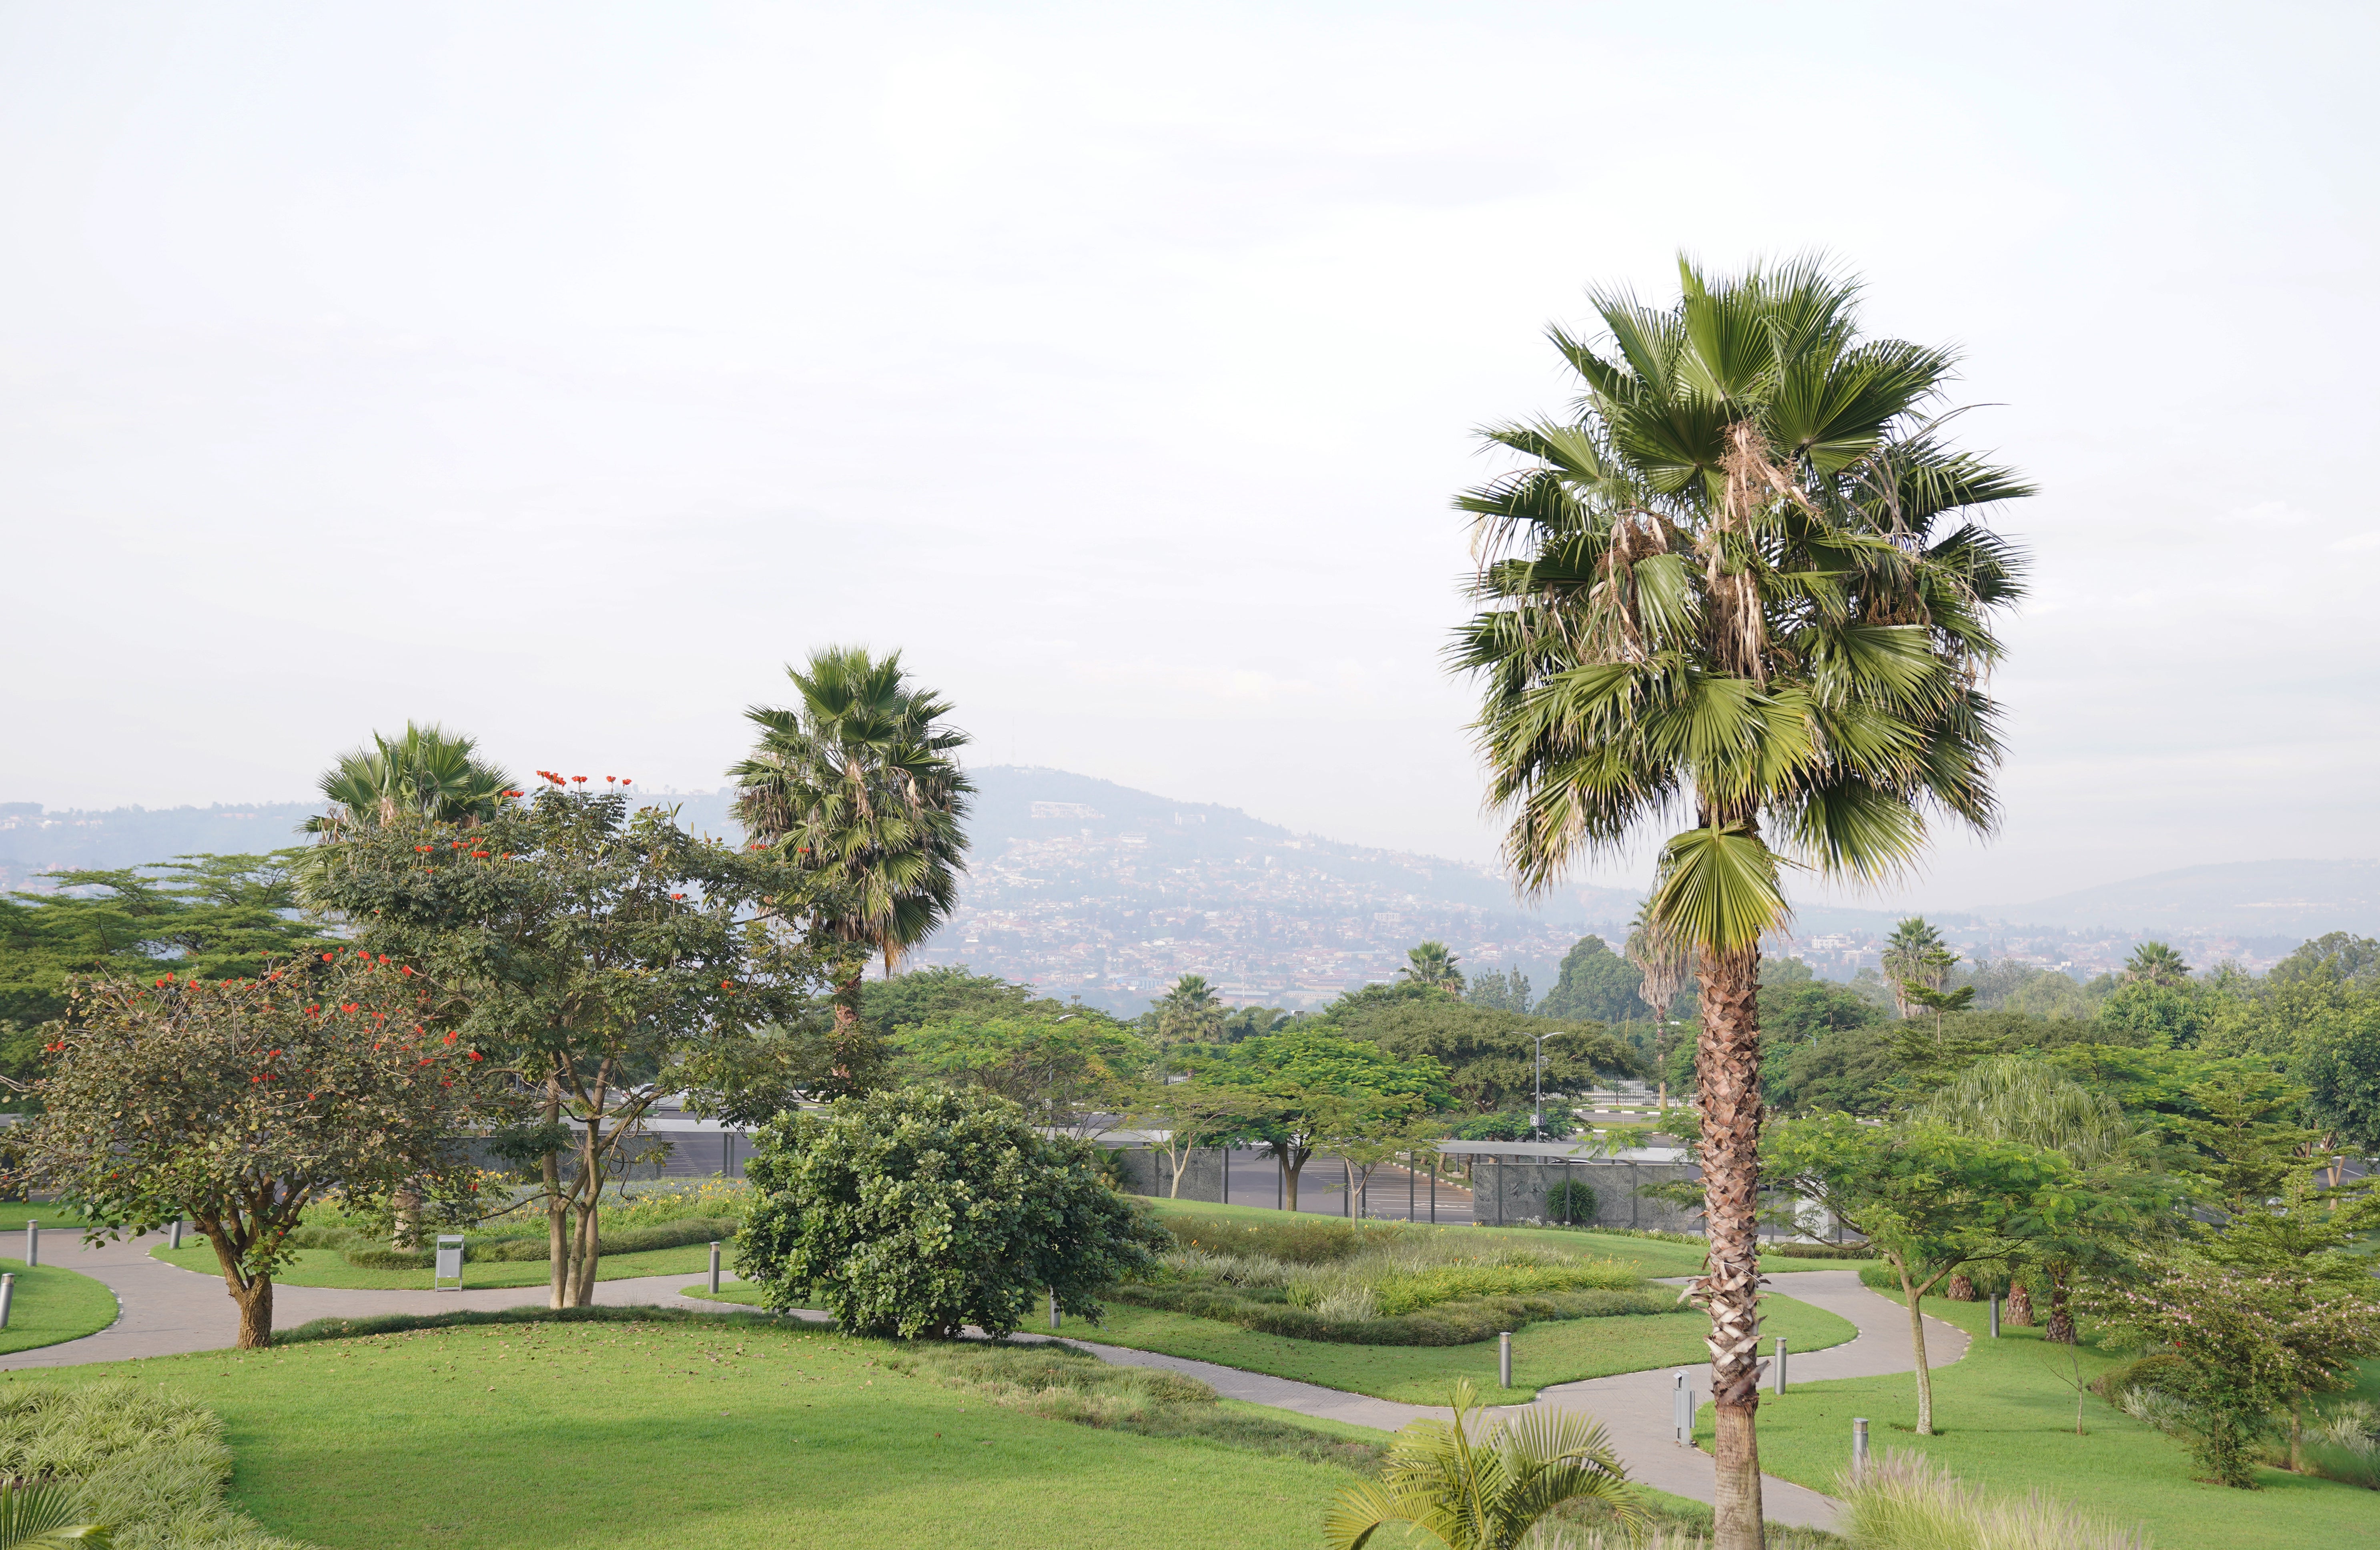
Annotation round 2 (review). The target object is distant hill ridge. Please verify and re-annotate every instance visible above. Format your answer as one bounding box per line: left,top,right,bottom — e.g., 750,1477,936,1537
4,777,2375,939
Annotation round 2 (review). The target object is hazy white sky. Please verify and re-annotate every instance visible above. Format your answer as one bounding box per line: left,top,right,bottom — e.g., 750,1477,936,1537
3,2,2374,912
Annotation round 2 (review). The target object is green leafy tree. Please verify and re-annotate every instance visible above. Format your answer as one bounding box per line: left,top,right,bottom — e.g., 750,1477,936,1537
2296,999,2380,1154
1123,1075,1260,1200
0,854,333,1035
1536,934,1649,1021
730,646,972,1076
1329,1001,1637,1114
305,782,843,1306
1766,1115,2082,1434
738,1087,1166,1338
1207,1028,1451,1210
1323,1380,1641,1550
864,966,1044,1031
1401,941,1466,992
14,952,497,1346
1454,256,2031,1546
1465,968,1534,1014
1916,1055,2169,1342
1764,1019,1897,1116
896,1009,1145,1138
2082,1260,2380,1487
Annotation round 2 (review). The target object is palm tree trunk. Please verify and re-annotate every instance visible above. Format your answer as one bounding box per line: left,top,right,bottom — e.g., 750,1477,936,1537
1697,942,1765,1550
2005,1279,2034,1327
2044,1262,2075,1344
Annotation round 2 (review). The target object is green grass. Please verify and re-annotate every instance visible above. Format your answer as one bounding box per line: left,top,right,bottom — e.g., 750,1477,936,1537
1713,1293,2379,1550
1135,1195,1860,1277
683,1277,1856,1405
0,1206,100,1233
152,1240,721,1290
0,1258,118,1354
8,1312,1377,1549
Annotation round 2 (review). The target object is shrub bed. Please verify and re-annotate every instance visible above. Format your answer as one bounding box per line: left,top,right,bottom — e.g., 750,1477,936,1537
1108,1279,1676,1346
332,1216,733,1269
0,1379,297,1549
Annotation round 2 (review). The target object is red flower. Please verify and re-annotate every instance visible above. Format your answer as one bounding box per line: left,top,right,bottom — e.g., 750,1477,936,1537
671,893,685,900
400,966,414,976
442,1031,458,1044
720,980,734,990
467,1051,483,1061
321,952,334,961
606,775,616,783
572,775,587,784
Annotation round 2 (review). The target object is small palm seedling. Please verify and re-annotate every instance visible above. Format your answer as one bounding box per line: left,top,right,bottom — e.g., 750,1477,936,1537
1323,1380,1641,1550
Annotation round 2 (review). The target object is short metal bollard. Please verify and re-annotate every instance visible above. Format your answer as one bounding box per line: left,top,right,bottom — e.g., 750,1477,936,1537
708,1242,722,1295
1672,1370,1692,1445
1498,1331,1512,1389
1049,1289,1061,1331
1772,1336,1788,1394
1853,1416,1870,1476
170,1219,184,1251
1989,1293,2001,1338
24,1222,36,1269
0,1272,14,1330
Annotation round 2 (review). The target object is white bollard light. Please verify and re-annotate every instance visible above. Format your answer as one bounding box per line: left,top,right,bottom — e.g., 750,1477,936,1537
1853,1416,1870,1475
25,1221,36,1268
1772,1336,1788,1394
1498,1331,1512,1389
0,1272,14,1330
708,1242,722,1295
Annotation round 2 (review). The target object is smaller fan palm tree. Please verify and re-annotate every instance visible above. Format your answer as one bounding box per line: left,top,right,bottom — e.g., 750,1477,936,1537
0,1484,108,1547
1324,1381,1641,1550
2122,941,2191,987
1401,941,1466,991
303,722,514,835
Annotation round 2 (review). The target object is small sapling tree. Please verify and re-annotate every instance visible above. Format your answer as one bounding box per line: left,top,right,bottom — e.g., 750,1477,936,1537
1766,1115,2084,1434
16,951,497,1346
738,1087,1166,1338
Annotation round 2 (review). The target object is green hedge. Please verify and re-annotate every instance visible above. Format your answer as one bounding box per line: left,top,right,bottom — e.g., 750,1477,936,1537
1763,1241,1873,1260
334,1217,736,1270
1362,1262,1640,1316
1109,1280,1678,1345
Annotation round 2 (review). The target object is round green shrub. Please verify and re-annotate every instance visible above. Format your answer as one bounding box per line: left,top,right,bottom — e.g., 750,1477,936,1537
740,1087,1168,1339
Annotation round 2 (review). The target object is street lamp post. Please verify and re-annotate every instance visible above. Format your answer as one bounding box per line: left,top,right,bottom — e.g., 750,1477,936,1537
1530,1031,1566,1138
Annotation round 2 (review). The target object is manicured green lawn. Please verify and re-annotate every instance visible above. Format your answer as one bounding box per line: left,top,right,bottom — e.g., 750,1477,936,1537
0,1258,119,1354
1137,1196,1863,1278
0,1206,99,1233
10,1316,1375,1549
686,1278,1856,1406
152,1241,719,1290
1716,1294,2378,1550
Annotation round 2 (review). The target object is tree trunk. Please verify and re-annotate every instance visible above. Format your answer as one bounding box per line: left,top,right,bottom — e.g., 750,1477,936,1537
1897,1255,1936,1435
391,1181,422,1249
1283,1154,1304,1212
1946,1273,1975,1301
1697,943,1764,1550
545,1147,570,1310
2005,1279,2034,1327
2044,1263,2074,1344
234,1275,274,1350
829,972,867,1089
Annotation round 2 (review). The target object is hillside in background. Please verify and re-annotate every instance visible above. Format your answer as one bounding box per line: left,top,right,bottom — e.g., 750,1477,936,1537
4,772,2366,1010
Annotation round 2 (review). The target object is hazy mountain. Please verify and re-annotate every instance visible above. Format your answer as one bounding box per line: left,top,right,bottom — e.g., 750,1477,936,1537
1972,860,2380,936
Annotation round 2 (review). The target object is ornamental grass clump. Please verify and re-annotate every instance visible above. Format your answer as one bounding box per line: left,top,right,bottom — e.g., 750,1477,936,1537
0,1381,298,1550
1837,1450,2150,1550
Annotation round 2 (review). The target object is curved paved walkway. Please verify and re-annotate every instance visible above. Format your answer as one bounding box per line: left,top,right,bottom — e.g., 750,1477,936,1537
2,1230,1966,1533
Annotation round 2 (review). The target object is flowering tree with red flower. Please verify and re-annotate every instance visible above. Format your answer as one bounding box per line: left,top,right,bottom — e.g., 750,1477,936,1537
12,950,500,1347
305,782,851,1309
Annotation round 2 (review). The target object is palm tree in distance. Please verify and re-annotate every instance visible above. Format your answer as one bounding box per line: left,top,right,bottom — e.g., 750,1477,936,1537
1453,256,2030,1548
303,723,513,837
2123,941,2191,987
1881,917,1954,1017
730,647,972,1057
1155,973,1226,1046
1624,904,1698,1109
1400,941,1466,991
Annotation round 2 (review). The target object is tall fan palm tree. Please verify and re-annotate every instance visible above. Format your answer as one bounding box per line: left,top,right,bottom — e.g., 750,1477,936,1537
303,723,514,836
730,647,972,1053
1452,255,2030,1548
1881,916,1954,1016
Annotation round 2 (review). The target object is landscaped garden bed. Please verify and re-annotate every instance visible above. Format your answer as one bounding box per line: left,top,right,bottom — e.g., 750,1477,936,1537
1121,1211,1670,1344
